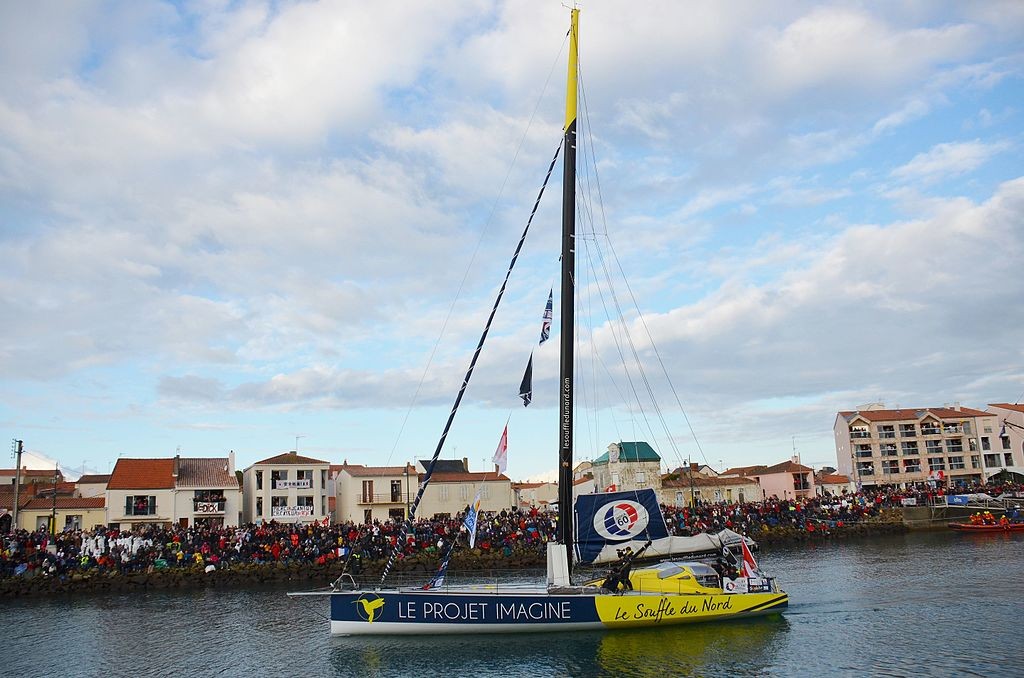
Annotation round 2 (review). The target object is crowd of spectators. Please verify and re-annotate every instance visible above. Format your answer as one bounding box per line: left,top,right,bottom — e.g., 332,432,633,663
2,480,1020,580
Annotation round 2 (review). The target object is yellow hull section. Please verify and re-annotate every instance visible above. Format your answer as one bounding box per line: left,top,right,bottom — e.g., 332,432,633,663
594,591,788,628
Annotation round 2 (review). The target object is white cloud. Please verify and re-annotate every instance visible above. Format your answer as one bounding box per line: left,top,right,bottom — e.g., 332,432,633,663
892,140,1011,181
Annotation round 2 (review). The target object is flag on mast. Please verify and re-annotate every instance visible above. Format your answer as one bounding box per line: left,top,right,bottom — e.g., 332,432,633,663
463,489,483,548
519,352,533,406
539,288,553,344
740,539,759,577
492,425,508,475
423,539,455,589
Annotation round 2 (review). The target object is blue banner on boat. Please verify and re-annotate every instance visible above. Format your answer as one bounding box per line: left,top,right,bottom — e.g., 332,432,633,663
946,495,969,506
573,489,669,564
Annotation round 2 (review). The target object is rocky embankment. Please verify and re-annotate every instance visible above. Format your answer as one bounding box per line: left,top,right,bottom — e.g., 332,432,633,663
1,513,907,598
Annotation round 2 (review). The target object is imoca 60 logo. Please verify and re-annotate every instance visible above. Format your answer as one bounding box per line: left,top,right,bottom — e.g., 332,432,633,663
593,500,649,540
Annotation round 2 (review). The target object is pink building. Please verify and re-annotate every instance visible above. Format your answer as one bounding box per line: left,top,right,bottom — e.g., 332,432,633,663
721,458,815,500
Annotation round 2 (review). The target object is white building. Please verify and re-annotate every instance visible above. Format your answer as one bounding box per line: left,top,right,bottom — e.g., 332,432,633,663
986,403,1024,480
106,455,240,530
335,462,417,524
242,451,331,525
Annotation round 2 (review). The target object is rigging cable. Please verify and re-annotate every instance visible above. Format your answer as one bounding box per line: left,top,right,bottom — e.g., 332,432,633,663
379,141,564,586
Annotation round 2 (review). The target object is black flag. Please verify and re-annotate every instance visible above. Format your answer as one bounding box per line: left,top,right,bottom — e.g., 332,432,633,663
519,352,533,406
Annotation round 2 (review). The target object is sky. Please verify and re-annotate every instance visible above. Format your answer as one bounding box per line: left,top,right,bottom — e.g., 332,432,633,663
1,1,1022,482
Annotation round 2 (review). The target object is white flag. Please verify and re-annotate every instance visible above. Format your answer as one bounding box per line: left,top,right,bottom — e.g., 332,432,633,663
492,425,508,475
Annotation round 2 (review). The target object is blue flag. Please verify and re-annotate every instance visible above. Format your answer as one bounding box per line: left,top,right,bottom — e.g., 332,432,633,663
540,288,553,344
463,489,483,548
519,353,533,407
423,539,454,590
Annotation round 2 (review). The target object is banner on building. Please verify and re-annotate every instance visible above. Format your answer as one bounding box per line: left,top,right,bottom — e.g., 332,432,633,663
271,506,315,517
275,479,312,489
900,497,917,506
195,502,224,514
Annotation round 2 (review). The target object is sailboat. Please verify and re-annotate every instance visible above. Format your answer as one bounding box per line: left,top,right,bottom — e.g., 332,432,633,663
291,9,788,635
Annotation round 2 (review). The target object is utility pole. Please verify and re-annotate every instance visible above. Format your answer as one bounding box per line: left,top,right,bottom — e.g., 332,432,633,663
405,462,411,519
50,463,59,536
12,440,23,530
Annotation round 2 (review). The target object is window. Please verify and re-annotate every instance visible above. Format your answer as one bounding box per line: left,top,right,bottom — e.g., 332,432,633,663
925,440,943,453
271,470,286,489
984,454,1000,468
255,470,263,490
856,445,873,458
921,422,940,435
256,497,263,515
882,460,899,474
390,480,402,503
856,462,874,476
899,424,917,437
1002,436,1011,450
902,459,921,473
969,438,977,452
65,514,82,530
928,457,946,471
945,439,963,453
982,437,990,451
611,473,620,485
901,441,919,455
942,423,963,434
1006,453,1015,467
636,471,646,485
878,425,896,439
880,443,897,457
271,496,288,509
296,495,314,508
322,470,328,488
850,426,869,439
125,495,157,516
949,456,965,470
361,480,374,504
971,456,981,469
296,469,313,485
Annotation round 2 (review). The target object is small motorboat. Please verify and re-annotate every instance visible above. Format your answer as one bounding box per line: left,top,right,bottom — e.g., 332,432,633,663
948,522,1024,532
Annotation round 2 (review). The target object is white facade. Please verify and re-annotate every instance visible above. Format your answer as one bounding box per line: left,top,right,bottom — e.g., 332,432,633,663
985,404,1024,479
242,451,331,525
335,464,417,524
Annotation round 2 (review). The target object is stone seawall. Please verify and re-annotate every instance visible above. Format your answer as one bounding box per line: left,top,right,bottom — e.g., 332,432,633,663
1,516,908,598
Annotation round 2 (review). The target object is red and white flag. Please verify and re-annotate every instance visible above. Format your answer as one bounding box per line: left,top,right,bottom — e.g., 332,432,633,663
492,425,508,475
740,539,759,577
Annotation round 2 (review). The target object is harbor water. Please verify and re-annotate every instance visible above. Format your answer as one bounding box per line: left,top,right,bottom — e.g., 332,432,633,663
5,530,1022,677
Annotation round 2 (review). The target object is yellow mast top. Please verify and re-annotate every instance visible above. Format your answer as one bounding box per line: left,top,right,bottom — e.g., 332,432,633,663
564,8,579,132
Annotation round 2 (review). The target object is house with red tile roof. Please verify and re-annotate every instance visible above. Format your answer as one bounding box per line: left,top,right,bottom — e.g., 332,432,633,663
834,403,1000,488
721,458,815,500
76,474,111,498
816,473,854,496
659,471,761,506
17,497,106,532
512,481,558,511
334,462,419,523
107,453,240,530
242,450,331,524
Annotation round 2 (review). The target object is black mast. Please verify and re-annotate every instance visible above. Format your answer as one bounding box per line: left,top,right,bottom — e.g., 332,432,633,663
558,9,580,566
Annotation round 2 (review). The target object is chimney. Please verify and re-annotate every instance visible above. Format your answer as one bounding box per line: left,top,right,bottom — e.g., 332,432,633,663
690,462,698,473
954,402,961,412
290,450,297,456
463,457,469,472
228,450,235,474
172,455,180,478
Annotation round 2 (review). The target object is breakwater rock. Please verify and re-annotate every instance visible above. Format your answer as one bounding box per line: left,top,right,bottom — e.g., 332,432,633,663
0,516,906,598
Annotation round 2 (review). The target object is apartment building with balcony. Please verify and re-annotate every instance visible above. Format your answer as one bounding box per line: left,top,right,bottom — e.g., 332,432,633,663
834,404,998,487
242,451,331,524
335,462,417,524
986,403,1024,480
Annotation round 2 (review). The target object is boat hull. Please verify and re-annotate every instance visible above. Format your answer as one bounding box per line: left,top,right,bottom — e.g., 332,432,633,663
948,522,1024,532
324,588,788,635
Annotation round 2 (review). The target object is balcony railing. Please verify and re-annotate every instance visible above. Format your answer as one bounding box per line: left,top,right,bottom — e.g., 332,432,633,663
920,427,940,435
357,493,407,505
850,431,870,439
857,469,875,476
878,431,896,439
